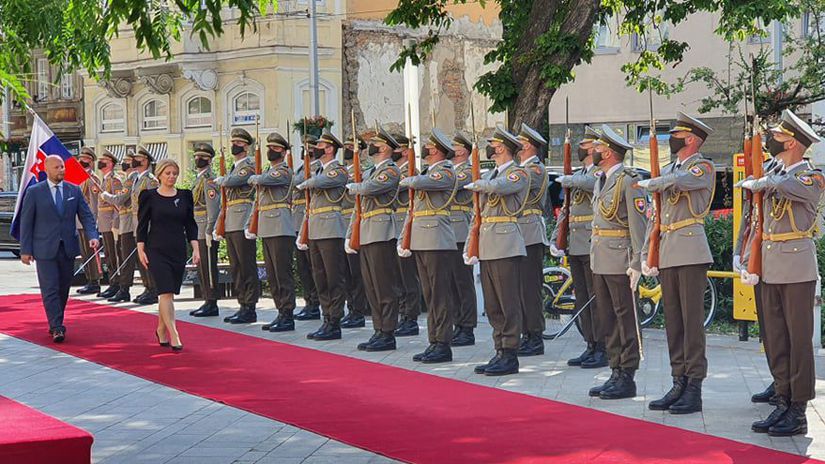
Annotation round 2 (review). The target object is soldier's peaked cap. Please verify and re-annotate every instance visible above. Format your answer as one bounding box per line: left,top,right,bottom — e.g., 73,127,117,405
669,112,714,140
230,127,254,145
100,148,118,164
580,126,601,144
317,130,343,149
78,146,97,160
594,124,632,156
770,109,821,148
345,136,367,150
135,144,154,162
517,123,547,147
193,143,216,158
486,125,522,152
426,128,455,157
266,132,290,150
370,126,400,149
452,132,473,151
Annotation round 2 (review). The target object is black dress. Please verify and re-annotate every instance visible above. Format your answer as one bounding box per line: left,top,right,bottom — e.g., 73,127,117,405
137,189,198,295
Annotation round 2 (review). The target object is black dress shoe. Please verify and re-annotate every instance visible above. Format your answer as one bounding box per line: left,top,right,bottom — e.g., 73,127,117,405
768,401,807,437
581,347,609,369
413,343,437,361
307,322,328,340
340,313,366,329
600,369,637,400
358,331,381,350
421,343,452,363
752,383,776,403
475,352,501,374
269,316,295,332
516,334,544,357
394,318,419,337
76,283,101,295
262,315,282,331
450,327,475,346
108,289,131,303
668,378,702,414
190,302,207,316
134,291,158,305
752,396,789,433
229,308,257,324
224,307,244,322
649,376,686,411
484,349,519,376
589,369,621,397
132,290,148,303
52,329,65,343
312,320,342,341
99,285,120,299
567,343,595,366
192,301,219,318
294,305,321,320
365,333,396,352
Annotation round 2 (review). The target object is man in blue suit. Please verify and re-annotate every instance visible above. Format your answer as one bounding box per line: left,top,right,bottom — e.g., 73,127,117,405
19,155,99,343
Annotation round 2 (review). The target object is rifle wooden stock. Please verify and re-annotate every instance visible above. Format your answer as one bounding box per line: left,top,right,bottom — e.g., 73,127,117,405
248,120,262,236
298,122,311,246
739,132,753,259
555,133,572,251
466,144,481,258
215,127,228,238
350,110,363,250
646,131,661,269
400,147,415,251
746,125,764,276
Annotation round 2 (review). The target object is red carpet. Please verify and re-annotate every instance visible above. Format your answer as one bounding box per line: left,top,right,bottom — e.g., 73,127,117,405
0,294,820,464
0,395,93,464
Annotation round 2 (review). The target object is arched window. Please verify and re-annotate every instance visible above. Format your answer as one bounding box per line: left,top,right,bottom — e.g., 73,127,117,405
100,102,125,133
232,92,260,125
142,99,168,130
186,96,212,128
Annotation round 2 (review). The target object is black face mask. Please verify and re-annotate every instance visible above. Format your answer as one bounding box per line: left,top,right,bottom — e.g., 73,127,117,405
79,160,90,169
592,151,604,166
267,149,283,162
312,148,325,159
368,145,380,156
131,159,142,168
391,150,403,162
343,148,354,160
195,158,210,169
485,146,496,158
121,162,131,171
231,145,245,156
766,136,786,158
577,147,589,162
669,136,687,155
97,161,107,170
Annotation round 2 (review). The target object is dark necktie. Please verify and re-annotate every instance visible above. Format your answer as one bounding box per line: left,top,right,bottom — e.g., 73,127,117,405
54,185,64,216
315,166,323,176
675,163,682,171
490,169,499,180
598,175,605,189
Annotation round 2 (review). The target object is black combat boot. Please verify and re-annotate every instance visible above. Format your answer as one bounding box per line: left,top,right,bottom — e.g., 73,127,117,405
365,332,396,352
474,352,502,374
394,318,419,336
751,383,776,404
224,306,244,323
358,331,381,351
294,304,321,320
768,401,807,437
581,343,608,368
192,300,219,317
668,378,702,414
421,342,452,363
269,313,295,332
567,342,595,366
108,287,131,303
517,334,544,357
99,285,120,299
307,320,329,340
450,326,475,346
589,369,621,397
600,369,637,400
340,312,366,328
230,304,257,324
649,376,687,411
413,344,437,362
752,396,789,433
312,318,342,341
262,314,282,331
484,349,519,376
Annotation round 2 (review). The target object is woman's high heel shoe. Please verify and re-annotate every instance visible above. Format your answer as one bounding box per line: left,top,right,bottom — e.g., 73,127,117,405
171,345,184,352
155,330,170,347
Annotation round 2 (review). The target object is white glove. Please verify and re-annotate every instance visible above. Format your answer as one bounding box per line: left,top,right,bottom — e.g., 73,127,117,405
732,255,742,272
345,182,359,193
295,237,309,251
297,180,310,190
636,179,652,189
641,261,659,277
549,243,565,258
248,175,260,186
397,245,412,258
740,269,760,286
464,182,480,192
463,252,479,266
556,175,573,188
734,177,751,189
627,267,641,291
101,191,114,201
345,239,357,255
399,177,412,188
212,231,222,242
741,179,756,191
214,176,225,186
244,229,257,240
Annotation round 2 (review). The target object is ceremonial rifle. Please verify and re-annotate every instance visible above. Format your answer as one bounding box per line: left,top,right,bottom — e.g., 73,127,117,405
401,105,416,251
645,88,661,269
746,59,764,277
215,124,228,238
555,98,572,252
739,87,754,259
298,119,311,246
466,102,482,259
350,110,363,251
286,119,294,171
248,115,262,237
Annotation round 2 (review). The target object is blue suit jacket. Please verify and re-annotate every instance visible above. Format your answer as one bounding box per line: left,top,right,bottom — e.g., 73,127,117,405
19,180,99,260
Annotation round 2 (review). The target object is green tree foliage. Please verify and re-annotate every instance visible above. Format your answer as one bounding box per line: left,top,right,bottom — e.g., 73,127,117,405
0,0,276,104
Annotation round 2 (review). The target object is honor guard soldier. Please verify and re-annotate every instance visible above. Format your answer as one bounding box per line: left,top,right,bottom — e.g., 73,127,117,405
340,136,370,329
464,126,529,376
75,147,102,295
96,149,124,299
448,132,478,346
740,110,824,437
189,143,221,318
130,146,159,305
551,126,607,369
637,113,715,414
214,128,260,324
293,135,322,321
296,130,350,341
587,125,647,400
515,123,551,357
392,133,423,337
101,149,138,302
346,127,403,351
253,133,298,332
399,129,460,363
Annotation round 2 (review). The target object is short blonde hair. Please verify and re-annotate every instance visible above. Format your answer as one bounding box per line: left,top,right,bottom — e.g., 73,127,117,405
155,159,180,178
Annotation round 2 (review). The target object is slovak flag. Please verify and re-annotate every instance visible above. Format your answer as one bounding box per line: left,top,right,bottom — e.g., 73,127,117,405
10,113,89,240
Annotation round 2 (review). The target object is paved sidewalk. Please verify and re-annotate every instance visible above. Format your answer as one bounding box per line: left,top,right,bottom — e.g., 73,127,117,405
0,255,823,462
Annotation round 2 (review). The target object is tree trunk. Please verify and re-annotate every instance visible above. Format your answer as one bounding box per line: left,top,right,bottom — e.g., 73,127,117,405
510,0,601,129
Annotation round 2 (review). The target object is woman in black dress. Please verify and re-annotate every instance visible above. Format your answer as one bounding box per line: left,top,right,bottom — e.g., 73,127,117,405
137,159,199,351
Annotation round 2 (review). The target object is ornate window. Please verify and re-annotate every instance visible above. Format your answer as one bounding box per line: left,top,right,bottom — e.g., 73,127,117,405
232,92,260,125
142,99,168,130
186,96,212,128
100,102,125,133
